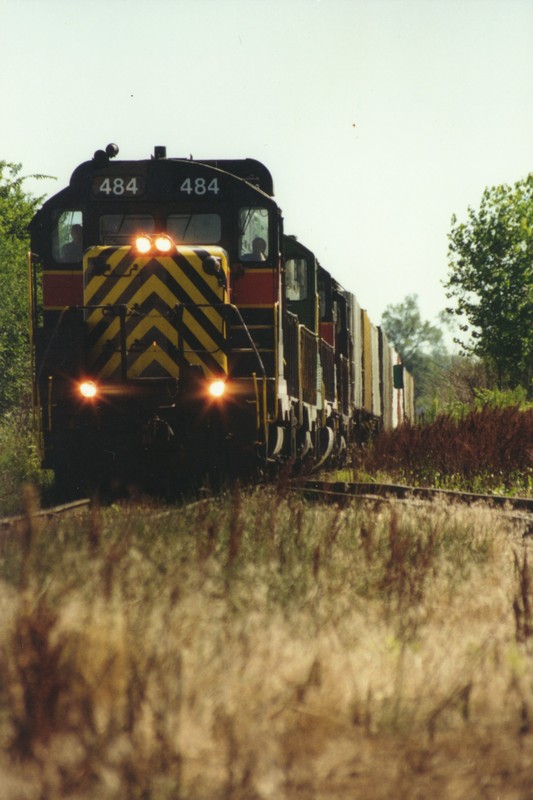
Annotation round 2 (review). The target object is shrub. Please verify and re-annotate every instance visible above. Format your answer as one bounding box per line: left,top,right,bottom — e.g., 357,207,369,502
0,408,51,515
354,405,533,495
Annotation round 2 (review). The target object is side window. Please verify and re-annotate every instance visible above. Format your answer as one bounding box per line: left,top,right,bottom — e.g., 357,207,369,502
239,208,269,261
319,287,327,320
99,214,154,245
285,258,308,301
53,210,83,263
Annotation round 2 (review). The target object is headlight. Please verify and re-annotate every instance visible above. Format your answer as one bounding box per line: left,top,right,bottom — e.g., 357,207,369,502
134,234,175,254
135,235,152,254
154,234,173,253
79,380,98,399
208,379,226,398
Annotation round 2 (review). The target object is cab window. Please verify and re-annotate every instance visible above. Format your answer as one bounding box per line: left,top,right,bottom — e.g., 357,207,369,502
239,207,269,261
53,210,83,262
167,213,221,243
285,258,308,301
319,287,327,320
99,214,154,245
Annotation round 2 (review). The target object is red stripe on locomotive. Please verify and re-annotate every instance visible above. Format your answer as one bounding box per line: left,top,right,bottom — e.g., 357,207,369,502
43,272,83,308
231,268,278,306
320,321,335,347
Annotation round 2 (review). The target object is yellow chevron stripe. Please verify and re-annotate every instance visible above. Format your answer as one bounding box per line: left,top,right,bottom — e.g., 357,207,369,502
87,307,225,368
125,313,177,348
98,352,122,379
86,274,178,359
158,255,226,331
125,273,181,312
127,349,180,378
86,273,185,325
195,246,228,277
83,246,229,379
88,313,175,365
85,280,124,314
84,248,133,305
181,337,216,377
88,316,121,363
85,250,227,326
172,247,230,290
86,268,136,309
182,308,224,358
90,329,227,379
89,318,120,361
84,276,108,308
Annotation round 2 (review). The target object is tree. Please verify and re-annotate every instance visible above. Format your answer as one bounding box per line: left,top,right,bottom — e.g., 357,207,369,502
0,162,44,238
0,162,47,412
445,174,533,395
381,294,448,414
381,293,445,374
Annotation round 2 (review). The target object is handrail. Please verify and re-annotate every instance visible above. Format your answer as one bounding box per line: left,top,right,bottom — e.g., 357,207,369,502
27,251,38,431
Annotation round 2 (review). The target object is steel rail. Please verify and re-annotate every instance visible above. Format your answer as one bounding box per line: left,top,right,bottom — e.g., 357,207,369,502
296,480,533,514
0,498,91,530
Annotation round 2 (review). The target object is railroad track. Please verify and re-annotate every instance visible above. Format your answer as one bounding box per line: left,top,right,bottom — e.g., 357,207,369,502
0,492,213,533
1,481,531,535
0,497,91,531
297,479,533,515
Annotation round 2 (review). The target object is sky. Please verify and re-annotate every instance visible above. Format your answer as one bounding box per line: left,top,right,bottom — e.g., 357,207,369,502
2,0,532,340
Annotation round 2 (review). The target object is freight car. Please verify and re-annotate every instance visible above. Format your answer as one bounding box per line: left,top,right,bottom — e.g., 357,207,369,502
28,144,414,493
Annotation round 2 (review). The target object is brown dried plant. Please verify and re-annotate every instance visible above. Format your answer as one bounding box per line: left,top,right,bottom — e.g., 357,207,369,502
0,488,532,798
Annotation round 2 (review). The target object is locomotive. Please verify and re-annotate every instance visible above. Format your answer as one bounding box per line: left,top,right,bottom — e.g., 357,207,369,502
28,144,414,492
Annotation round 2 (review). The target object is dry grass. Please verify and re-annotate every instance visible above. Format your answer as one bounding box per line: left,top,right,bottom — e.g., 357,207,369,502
0,486,532,799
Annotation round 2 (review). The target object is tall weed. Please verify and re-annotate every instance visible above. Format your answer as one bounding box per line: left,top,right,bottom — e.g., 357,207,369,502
0,488,530,798
354,405,533,495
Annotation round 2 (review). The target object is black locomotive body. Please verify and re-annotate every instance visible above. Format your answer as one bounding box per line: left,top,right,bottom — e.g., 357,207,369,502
29,145,414,492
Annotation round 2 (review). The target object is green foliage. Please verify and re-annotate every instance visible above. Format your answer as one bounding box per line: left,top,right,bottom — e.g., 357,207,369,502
381,293,445,374
0,236,32,411
446,174,533,394
0,409,51,516
0,162,48,413
471,385,532,412
439,385,533,425
0,161,46,238
381,293,449,414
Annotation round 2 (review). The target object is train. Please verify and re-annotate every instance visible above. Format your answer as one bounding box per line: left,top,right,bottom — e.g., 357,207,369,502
28,144,414,493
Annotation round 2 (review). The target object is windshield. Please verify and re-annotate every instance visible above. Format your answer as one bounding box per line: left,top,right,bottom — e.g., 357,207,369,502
167,213,221,243
100,214,155,245
98,213,222,246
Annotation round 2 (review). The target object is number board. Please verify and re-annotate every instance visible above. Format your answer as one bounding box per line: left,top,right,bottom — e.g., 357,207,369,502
92,176,146,197
178,176,221,197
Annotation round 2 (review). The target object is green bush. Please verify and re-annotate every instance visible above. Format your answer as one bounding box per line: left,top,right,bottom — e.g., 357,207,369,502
0,408,51,515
